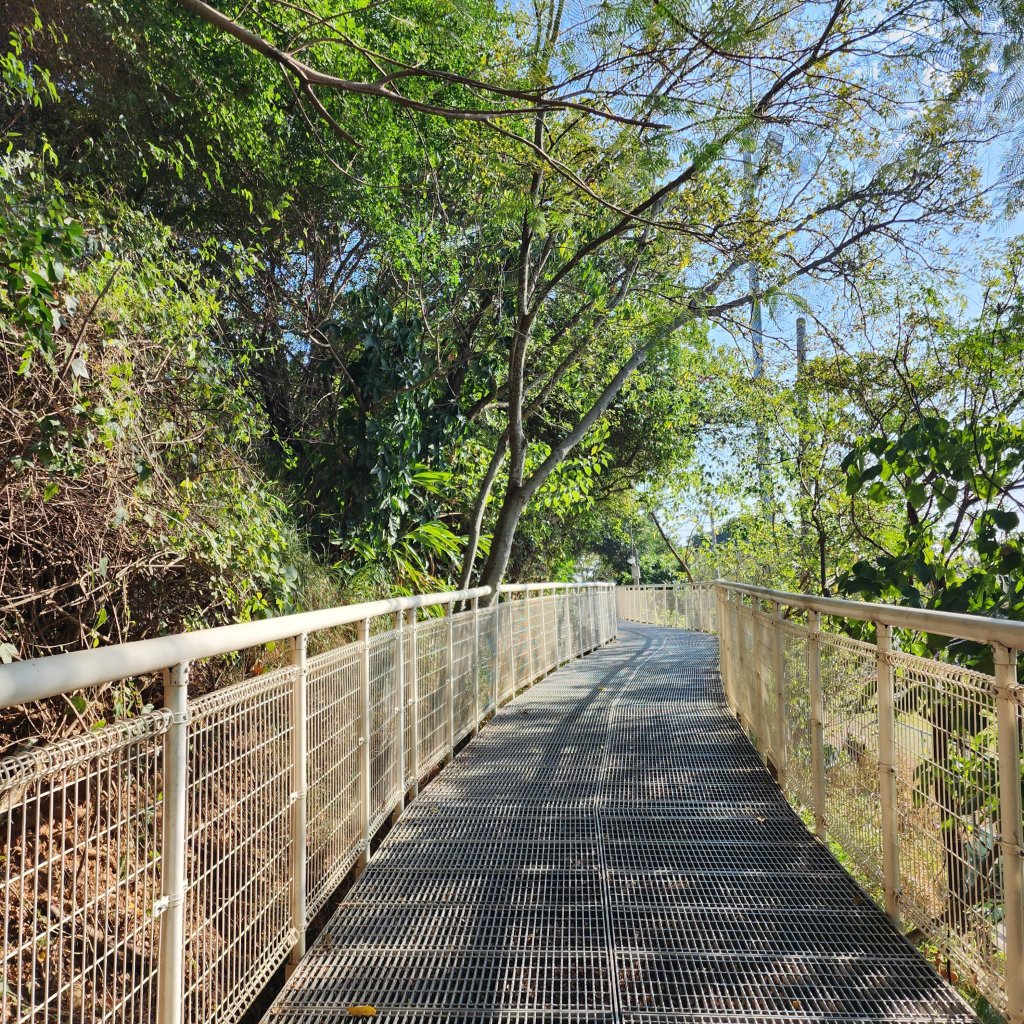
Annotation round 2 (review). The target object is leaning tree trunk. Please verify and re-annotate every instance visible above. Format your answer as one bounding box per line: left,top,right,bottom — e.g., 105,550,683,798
476,484,530,599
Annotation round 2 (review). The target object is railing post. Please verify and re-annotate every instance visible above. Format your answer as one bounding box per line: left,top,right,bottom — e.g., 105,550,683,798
555,588,564,666
876,621,901,924
576,588,584,657
471,596,481,735
525,591,534,684
157,661,189,1024
994,644,1024,1024
771,601,787,788
391,612,405,825
405,608,419,801
807,610,827,840
287,634,308,971
356,617,371,874
446,601,455,758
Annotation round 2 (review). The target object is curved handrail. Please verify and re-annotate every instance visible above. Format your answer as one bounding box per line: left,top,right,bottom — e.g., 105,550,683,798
0,581,611,706
716,580,1024,650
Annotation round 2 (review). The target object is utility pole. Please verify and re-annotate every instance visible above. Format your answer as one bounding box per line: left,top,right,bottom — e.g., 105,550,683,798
796,316,809,550
743,131,782,498
742,148,765,381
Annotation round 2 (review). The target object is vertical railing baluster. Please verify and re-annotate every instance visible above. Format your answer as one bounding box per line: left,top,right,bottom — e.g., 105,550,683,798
446,600,455,759
876,621,900,924
771,601,787,789
287,634,308,971
406,607,419,800
156,661,189,1024
994,643,1024,1024
525,590,535,684
391,612,405,825
471,596,481,736
506,593,516,700
753,601,770,762
356,617,371,874
807,609,827,840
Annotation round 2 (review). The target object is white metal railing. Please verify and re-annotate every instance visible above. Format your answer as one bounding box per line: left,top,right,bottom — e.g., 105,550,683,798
0,581,616,1024
620,580,1024,1024
616,581,718,633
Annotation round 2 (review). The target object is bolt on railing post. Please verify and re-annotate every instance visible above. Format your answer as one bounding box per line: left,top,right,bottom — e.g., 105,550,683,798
771,601,787,788
156,661,189,1024
876,622,901,925
405,608,419,801
471,597,481,735
287,634,308,972
807,610,827,840
446,600,455,759
391,612,405,825
356,617,371,875
994,643,1024,1024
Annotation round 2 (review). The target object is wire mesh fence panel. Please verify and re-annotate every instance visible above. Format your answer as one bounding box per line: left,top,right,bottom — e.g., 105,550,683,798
782,621,814,811
451,610,476,742
818,632,883,892
306,644,361,919
477,607,498,718
414,617,449,773
564,593,578,660
1,714,167,1024
755,609,778,769
368,631,402,833
402,619,416,796
542,596,558,674
183,668,294,1024
510,599,534,690
889,650,1004,1000
740,607,762,748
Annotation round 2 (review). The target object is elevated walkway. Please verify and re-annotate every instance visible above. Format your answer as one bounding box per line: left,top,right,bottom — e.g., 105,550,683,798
266,624,975,1022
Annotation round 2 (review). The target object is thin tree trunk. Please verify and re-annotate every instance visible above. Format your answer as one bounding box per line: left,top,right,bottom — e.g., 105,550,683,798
458,434,508,590
477,342,654,591
650,512,694,581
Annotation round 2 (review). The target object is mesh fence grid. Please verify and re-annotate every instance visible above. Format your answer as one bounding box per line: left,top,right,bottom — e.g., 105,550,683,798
1,714,167,1024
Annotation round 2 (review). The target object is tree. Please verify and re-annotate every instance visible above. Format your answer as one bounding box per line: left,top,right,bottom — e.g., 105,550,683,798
447,0,993,593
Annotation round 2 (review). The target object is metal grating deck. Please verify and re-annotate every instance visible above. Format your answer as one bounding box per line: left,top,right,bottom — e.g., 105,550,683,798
265,625,978,1023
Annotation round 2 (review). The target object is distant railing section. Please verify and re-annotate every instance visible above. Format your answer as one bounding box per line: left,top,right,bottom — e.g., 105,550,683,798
620,580,1024,1024
0,582,616,1024
616,581,717,633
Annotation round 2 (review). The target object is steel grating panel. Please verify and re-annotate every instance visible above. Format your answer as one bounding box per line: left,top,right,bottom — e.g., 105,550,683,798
264,624,977,1024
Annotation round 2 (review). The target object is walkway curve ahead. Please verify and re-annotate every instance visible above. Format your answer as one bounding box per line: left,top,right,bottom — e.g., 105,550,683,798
265,624,977,1023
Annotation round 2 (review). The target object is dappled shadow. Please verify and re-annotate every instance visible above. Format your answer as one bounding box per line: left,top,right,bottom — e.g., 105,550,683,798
264,623,977,1023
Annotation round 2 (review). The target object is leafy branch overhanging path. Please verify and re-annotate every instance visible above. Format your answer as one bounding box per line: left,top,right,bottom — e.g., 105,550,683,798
266,625,976,1022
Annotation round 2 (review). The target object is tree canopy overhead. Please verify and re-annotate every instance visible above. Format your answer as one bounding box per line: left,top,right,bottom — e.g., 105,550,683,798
2,0,1023,653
